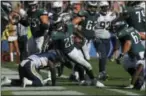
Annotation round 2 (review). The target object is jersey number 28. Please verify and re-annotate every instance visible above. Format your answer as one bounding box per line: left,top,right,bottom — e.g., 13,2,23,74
64,35,74,48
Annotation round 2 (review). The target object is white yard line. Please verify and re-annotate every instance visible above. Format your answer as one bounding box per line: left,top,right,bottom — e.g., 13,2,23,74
2,68,141,95
106,89,140,95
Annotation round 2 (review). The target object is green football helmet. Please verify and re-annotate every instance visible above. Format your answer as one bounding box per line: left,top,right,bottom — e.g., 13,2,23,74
86,1,98,15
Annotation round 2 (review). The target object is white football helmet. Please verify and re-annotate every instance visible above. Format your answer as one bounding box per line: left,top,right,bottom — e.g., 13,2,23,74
52,1,64,15
99,1,109,7
99,1,109,15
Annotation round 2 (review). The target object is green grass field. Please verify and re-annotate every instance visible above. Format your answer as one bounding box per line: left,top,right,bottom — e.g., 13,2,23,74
1,59,146,95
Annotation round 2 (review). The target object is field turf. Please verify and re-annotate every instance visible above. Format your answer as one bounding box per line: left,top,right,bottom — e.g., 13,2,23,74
1,58,146,95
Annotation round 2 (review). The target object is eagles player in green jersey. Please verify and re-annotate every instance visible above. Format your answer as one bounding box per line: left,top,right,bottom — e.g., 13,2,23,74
73,1,98,60
123,1,146,32
51,16,105,87
20,1,49,53
111,20,146,90
120,1,146,49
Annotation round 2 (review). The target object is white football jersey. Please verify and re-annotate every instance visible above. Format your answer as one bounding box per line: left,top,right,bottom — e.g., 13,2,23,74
28,54,48,68
28,51,56,68
122,52,146,77
95,11,116,39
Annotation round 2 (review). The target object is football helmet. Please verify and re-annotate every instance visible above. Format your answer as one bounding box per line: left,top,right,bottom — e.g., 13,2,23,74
28,1,38,12
52,1,64,15
99,1,109,15
86,1,98,15
111,20,128,33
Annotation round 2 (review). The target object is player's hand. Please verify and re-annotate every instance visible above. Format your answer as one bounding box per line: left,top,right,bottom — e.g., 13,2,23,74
116,53,124,64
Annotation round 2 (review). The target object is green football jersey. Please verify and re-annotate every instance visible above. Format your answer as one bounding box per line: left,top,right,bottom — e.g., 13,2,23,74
123,6,146,32
78,10,98,40
51,23,74,53
117,27,145,55
27,9,48,37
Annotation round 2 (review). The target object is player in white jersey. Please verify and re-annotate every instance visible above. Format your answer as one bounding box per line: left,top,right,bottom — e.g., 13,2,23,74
94,1,117,80
1,50,60,87
121,53,145,91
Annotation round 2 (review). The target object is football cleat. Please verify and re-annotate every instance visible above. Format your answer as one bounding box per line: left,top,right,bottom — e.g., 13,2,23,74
96,81,105,88
98,72,109,81
79,80,89,86
140,82,145,91
22,77,32,88
1,76,11,86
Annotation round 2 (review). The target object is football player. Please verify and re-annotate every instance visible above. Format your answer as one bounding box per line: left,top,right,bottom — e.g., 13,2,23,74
112,20,146,91
72,1,99,60
119,1,146,48
19,1,49,53
1,50,60,87
94,1,117,80
50,16,104,87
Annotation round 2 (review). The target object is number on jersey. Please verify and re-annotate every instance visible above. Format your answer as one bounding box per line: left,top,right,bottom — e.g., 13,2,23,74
64,35,74,48
86,20,96,30
99,21,111,29
135,10,145,23
131,32,140,44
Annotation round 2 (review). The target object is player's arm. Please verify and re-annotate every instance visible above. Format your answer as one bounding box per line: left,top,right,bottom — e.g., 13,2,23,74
139,32,146,40
47,60,56,86
122,40,132,54
116,36,132,64
72,10,86,25
72,16,84,25
40,10,49,30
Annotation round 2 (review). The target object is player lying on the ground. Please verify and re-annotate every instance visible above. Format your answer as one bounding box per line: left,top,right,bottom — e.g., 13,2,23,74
1,50,61,87
111,20,146,91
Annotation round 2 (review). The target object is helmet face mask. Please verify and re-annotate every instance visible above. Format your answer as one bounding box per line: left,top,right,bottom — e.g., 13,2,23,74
99,2,109,15
86,1,98,14
52,7,62,15
100,6,109,14
52,1,63,15
112,21,128,33
87,5,97,14
28,1,38,12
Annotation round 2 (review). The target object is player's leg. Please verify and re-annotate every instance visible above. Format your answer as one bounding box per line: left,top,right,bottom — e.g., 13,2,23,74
122,55,145,90
81,39,91,60
133,59,145,90
67,47,98,86
94,39,110,80
22,61,44,87
47,60,56,86
34,36,44,53
1,60,28,86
